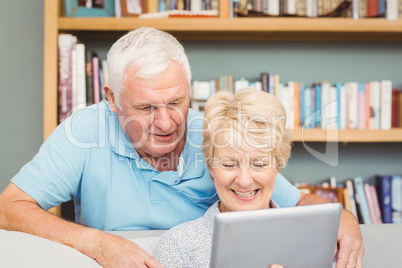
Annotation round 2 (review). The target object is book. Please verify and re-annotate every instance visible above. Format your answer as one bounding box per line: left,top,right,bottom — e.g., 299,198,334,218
58,34,76,123
345,179,359,221
391,88,401,128
367,0,378,16
369,184,383,224
376,175,393,223
353,176,372,224
260,72,269,93
85,50,95,105
380,80,392,130
391,174,402,223
92,56,101,104
294,82,299,128
298,83,304,128
369,81,380,129
357,83,366,129
75,43,87,112
364,183,378,224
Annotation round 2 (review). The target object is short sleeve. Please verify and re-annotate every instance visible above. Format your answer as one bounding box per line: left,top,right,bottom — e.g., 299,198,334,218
271,173,301,207
11,115,87,210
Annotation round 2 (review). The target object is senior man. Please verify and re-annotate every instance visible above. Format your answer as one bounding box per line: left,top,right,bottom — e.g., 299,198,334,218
0,27,363,268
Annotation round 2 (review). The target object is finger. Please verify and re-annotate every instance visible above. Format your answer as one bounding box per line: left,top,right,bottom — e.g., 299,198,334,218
336,245,351,268
355,256,363,268
144,256,163,268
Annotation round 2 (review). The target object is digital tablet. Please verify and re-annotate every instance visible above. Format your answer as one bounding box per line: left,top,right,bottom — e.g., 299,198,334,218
210,203,342,268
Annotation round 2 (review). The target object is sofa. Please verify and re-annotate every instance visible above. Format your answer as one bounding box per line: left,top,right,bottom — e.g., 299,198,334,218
0,224,401,267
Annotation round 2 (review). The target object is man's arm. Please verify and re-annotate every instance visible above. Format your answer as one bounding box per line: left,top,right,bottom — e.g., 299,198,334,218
297,192,364,268
0,183,161,268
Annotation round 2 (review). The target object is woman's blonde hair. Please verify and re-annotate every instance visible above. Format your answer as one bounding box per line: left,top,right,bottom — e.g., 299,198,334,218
202,88,292,170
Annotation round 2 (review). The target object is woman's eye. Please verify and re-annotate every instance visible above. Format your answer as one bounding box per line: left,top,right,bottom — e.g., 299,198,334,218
223,164,236,168
252,163,266,168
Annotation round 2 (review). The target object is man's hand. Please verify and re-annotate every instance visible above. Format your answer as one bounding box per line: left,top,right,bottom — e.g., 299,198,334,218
335,210,364,268
0,183,163,268
92,232,163,268
297,192,364,268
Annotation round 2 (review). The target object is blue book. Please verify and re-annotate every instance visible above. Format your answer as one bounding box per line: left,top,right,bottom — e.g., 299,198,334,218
353,177,372,224
378,0,386,15
376,175,393,223
315,84,321,128
391,174,402,223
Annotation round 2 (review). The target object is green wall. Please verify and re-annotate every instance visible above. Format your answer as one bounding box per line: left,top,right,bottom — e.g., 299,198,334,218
0,0,44,192
0,1,401,193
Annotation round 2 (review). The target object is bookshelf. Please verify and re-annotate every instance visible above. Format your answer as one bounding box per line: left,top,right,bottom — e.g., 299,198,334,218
44,0,402,141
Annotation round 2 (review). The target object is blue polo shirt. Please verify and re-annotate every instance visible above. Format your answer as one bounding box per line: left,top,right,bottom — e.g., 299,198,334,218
12,101,300,231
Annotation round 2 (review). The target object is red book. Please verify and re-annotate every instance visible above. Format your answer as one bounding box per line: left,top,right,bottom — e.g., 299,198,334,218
391,88,401,128
367,0,378,17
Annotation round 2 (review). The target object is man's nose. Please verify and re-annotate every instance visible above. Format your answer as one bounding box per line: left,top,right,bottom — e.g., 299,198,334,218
153,107,174,131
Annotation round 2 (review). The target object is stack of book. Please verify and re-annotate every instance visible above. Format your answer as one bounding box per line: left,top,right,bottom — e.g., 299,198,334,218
58,34,107,123
296,174,402,224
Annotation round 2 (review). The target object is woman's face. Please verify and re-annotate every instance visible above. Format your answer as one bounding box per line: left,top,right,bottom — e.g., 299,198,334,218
209,146,278,213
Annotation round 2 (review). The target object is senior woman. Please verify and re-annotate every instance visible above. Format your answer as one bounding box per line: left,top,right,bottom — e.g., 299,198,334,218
154,88,336,267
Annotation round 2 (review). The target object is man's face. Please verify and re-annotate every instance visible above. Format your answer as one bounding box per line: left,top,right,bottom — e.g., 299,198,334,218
109,61,190,159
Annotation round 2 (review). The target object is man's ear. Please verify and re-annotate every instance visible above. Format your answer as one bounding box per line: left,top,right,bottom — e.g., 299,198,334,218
104,84,117,112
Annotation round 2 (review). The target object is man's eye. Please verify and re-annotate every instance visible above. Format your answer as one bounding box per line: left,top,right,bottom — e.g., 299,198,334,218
167,102,179,108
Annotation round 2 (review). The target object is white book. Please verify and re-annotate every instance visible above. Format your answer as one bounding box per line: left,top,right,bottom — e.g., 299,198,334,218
380,80,392,130
234,78,249,92
353,0,359,19
369,81,380,130
268,0,280,15
101,60,108,84
347,82,358,129
340,85,348,129
326,86,338,130
387,0,398,20
346,180,359,220
282,86,293,130
287,0,296,14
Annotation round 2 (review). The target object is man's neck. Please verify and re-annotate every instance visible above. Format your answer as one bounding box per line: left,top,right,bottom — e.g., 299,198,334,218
137,139,186,172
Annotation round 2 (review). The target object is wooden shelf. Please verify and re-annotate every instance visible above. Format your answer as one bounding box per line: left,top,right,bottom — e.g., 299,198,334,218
291,128,402,142
57,17,402,41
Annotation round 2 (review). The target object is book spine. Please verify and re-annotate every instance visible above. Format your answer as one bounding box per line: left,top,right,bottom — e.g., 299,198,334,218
391,174,402,223
92,56,101,104
369,81,380,129
345,179,359,220
380,80,392,130
353,176,372,224
364,183,377,224
391,89,401,128
376,175,393,223
358,83,366,129
294,82,299,128
85,50,94,105
58,34,74,123
260,72,269,93
298,83,304,128
370,184,383,224
75,44,87,112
